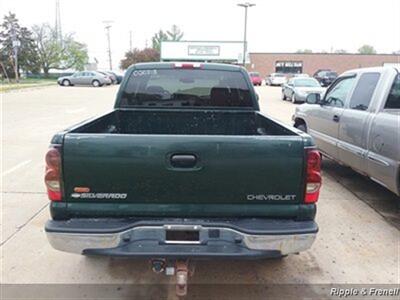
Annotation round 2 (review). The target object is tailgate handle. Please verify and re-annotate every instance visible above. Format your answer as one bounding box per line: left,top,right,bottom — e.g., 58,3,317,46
170,154,197,168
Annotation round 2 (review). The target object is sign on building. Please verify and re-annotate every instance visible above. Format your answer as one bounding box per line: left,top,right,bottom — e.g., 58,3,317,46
161,41,248,63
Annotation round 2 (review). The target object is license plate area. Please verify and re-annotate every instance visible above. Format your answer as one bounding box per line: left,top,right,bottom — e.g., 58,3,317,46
165,227,200,244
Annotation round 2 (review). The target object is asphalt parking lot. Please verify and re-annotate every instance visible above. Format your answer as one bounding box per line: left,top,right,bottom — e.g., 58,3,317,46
1,85,399,298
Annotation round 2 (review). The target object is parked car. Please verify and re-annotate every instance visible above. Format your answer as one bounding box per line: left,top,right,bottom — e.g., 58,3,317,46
293,66,400,196
108,71,124,84
265,73,287,86
249,71,262,86
282,77,326,103
57,71,111,87
98,71,116,84
45,63,321,273
293,73,310,78
313,69,338,87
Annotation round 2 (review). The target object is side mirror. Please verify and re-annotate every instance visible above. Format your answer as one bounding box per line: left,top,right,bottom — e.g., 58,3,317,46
306,93,321,104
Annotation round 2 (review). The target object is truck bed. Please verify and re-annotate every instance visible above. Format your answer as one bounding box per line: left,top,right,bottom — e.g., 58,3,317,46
71,109,296,136
52,109,311,220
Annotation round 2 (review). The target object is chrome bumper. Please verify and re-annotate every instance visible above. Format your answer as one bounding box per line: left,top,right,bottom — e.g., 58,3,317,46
46,223,317,257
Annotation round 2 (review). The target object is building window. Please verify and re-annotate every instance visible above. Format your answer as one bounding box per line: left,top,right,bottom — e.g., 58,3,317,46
275,61,303,74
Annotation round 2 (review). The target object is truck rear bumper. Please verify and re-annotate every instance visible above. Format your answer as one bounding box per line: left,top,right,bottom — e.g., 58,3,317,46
45,218,318,258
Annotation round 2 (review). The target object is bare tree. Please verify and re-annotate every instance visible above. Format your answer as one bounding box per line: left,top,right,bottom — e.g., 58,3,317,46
167,25,184,41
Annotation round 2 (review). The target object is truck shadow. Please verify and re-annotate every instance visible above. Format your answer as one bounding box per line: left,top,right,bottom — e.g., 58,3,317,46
321,158,400,230
97,256,290,284
83,255,323,299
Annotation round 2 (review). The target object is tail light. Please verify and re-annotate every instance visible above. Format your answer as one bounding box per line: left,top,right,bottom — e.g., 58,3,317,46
305,148,321,203
45,146,62,201
174,63,202,69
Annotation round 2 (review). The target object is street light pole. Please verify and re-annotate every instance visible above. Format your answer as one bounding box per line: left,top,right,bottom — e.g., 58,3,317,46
10,25,20,82
13,41,20,82
237,2,255,67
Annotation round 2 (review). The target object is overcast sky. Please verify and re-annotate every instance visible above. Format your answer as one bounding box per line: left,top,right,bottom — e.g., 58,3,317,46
2,0,400,70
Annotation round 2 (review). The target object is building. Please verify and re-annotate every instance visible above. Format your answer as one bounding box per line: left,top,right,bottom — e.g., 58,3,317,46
249,53,400,77
161,41,249,64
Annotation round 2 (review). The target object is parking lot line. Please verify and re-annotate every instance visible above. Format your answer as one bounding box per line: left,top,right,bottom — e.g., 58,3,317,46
2,160,32,177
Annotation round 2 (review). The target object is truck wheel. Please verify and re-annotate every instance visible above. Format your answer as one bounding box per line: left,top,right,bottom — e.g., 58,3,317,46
291,93,297,104
296,123,307,133
92,80,101,87
62,79,71,87
281,92,286,100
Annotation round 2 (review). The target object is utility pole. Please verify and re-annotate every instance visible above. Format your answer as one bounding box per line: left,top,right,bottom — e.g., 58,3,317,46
103,21,113,70
55,0,62,45
129,30,133,52
237,2,255,66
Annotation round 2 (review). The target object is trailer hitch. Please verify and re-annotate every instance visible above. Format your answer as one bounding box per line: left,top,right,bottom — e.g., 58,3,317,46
150,259,195,298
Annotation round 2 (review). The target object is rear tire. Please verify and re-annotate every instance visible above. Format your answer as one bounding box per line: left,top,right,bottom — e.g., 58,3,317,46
295,123,307,133
291,93,297,104
62,79,71,87
281,92,286,100
92,80,101,87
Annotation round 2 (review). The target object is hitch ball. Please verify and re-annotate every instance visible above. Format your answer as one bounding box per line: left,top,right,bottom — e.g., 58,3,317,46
151,259,166,273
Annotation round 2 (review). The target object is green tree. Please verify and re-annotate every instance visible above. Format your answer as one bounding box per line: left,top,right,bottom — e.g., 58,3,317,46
62,35,89,71
296,49,313,54
120,48,160,70
0,12,40,79
167,25,184,41
31,23,88,76
358,44,377,54
151,30,168,52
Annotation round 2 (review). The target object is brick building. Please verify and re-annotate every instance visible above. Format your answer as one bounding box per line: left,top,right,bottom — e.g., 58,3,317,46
248,53,400,77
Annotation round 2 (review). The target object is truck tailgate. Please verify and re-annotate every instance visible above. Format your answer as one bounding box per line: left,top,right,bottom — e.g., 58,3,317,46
62,134,306,210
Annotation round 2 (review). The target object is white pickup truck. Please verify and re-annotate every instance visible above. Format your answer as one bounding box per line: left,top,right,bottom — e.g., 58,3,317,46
293,66,400,196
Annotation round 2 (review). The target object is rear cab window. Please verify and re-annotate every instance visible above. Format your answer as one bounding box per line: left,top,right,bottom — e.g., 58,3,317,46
384,74,400,109
120,68,253,108
349,72,381,111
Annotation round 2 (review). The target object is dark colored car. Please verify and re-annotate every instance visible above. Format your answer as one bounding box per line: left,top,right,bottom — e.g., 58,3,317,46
313,70,338,87
249,71,262,86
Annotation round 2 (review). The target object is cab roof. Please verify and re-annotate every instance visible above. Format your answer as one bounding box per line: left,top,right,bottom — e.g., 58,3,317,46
342,66,399,76
130,62,245,72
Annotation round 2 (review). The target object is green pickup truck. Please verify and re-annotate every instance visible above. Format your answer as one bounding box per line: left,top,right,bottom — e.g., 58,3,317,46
44,62,321,261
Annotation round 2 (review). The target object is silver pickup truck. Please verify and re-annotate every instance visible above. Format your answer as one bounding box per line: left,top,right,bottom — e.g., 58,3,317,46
293,66,400,196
